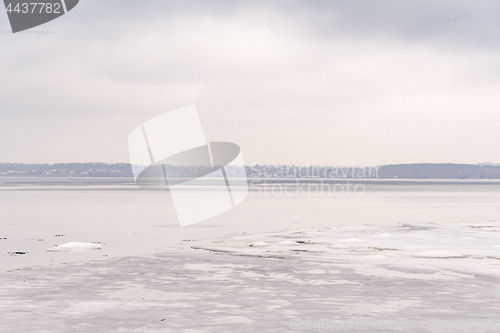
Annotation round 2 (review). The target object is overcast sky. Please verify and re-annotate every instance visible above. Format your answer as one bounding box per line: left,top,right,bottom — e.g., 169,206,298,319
1,0,500,166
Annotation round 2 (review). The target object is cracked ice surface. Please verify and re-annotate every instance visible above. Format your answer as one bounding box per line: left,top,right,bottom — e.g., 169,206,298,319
0,222,500,332
196,222,500,279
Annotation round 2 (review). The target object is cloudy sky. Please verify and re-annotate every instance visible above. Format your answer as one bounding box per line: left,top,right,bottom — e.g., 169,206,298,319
1,0,500,166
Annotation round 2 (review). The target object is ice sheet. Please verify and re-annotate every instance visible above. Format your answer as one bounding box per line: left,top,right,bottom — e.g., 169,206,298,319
47,242,102,252
194,221,500,279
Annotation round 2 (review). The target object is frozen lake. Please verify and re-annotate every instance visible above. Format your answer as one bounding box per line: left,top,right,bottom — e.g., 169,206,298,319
1,178,500,332
2,177,500,272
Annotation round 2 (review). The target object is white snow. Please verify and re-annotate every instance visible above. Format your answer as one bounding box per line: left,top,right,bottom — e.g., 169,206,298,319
413,250,464,258
195,221,500,279
278,240,297,246
248,241,267,247
372,233,392,238
47,242,102,252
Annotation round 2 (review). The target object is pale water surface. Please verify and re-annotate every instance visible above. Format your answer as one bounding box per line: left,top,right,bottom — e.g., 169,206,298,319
1,178,500,332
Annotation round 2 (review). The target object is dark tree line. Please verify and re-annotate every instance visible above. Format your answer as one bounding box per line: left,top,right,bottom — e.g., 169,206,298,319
2,162,500,179
378,163,500,179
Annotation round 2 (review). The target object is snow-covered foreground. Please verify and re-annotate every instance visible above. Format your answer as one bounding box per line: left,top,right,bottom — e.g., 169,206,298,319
1,222,499,333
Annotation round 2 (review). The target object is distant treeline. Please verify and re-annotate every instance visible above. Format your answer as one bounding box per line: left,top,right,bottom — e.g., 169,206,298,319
0,163,133,177
1,162,500,179
378,163,500,179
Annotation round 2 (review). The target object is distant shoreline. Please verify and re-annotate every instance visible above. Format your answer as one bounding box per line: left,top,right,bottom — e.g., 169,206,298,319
3,177,500,190
3,162,500,179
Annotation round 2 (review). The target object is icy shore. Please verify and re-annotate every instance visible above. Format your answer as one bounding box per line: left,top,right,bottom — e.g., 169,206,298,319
1,222,500,332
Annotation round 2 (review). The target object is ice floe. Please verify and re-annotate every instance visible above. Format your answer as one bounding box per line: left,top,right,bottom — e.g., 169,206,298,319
372,233,391,238
194,221,500,279
47,242,102,252
248,241,268,247
413,250,464,258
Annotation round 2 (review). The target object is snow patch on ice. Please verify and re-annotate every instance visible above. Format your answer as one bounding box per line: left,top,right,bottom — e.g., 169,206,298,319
413,250,464,258
47,242,102,252
372,233,391,238
249,241,268,247
364,255,388,259
278,240,297,246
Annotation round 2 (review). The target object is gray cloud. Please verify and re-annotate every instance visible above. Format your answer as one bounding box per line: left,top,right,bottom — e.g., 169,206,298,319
1,0,500,164
68,1,500,48
288,1,500,46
